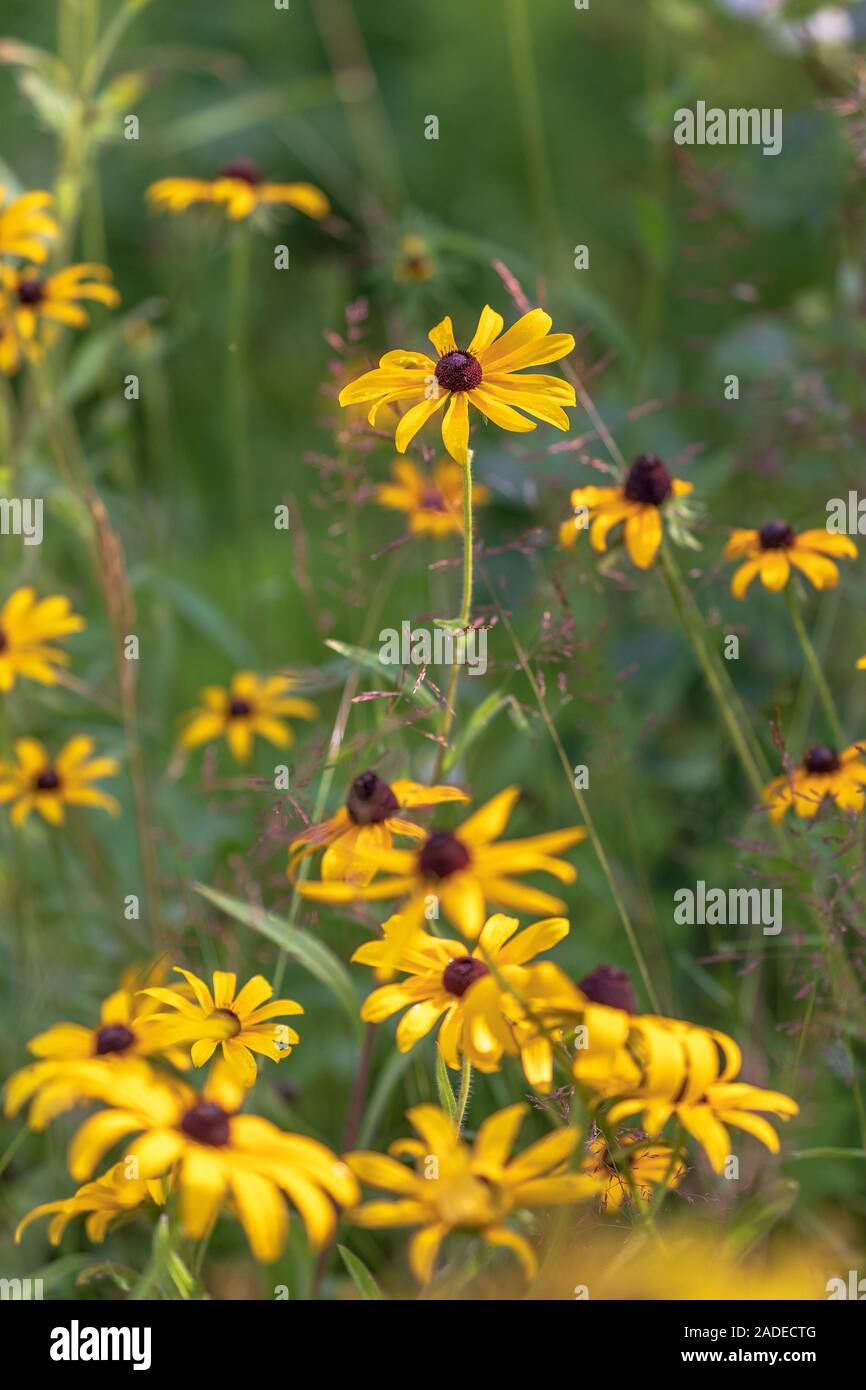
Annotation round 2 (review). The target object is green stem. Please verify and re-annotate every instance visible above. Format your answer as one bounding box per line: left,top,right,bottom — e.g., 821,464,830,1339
455,1055,473,1134
660,543,767,805
784,583,846,747
226,226,252,532
432,455,475,779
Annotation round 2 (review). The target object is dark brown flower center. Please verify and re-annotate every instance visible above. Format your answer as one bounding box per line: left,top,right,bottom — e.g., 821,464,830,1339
346,770,399,825
623,454,673,506
442,955,489,997
0,626,6,652
34,768,61,792
419,829,471,879
221,157,263,186
578,965,636,1014
803,745,840,775
181,1101,231,1147
17,279,45,306
94,1024,136,1056
759,520,795,550
420,489,447,513
228,698,253,718
435,351,483,394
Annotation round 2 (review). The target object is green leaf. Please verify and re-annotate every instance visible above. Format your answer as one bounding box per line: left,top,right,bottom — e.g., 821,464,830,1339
723,1179,799,1261
193,883,361,1033
443,691,528,773
324,638,438,709
434,1045,457,1120
337,1245,384,1300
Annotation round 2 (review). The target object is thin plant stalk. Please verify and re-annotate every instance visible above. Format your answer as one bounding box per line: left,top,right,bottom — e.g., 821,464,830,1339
226,225,252,535
454,1054,473,1134
432,452,475,780
784,583,846,748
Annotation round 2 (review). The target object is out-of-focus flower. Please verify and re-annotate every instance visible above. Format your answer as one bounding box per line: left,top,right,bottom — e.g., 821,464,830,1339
0,586,85,691
571,1003,798,1174
139,967,303,1089
581,1131,686,1213
4,962,189,1127
300,786,586,974
763,743,866,820
0,735,120,827
374,458,489,537
347,1102,601,1283
393,233,436,284
724,521,857,597
353,913,583,1090
289,771,468,886
560,454,693,570
0,262,120,362
0,187,58,262
338,305,575,466
16,1162,165,1247
147,159,330,221
179,671,318,764
0,304,19,374
67,1065,359,1263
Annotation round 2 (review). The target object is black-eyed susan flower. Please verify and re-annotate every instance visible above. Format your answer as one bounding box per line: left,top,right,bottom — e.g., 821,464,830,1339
0,262,120,356
16,1162,165,1247
287,770,469,887
762,743,866,820
138,967,303,1088
560,454,693,570
0,586,85,691
581,1130,685,1213
571,1004,798,1175
179,671,318,764
147,159,330,222
347,1102,601,1283
67,1065,359,1263
353,912,584,1090
374,457,489,537
724,521,857,597
338,305,576,466
393,233,436,284
299,786,587,974
0,735,120,827
4,962,190,1128
0,187,58,262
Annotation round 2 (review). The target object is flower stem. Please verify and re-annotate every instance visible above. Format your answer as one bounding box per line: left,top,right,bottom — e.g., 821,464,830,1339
226,225,252,534
660,543,767,805
455,1055,473,1134
432,453,475,779
784,583,846,748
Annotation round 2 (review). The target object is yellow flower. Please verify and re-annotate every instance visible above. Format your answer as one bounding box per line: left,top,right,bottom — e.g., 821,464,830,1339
16,1162,165,1247
347,1102,601,1284
0,261,120,357
147,159,330,221
374,457,489,536
763,742,866,820
0,735,120,827
4,962,189,1128
571,1005,798,1175
724,521,857,597
581,1130,685,1213
0,305,20,375
353,913,584,1090
67,1065,359,1263
0,586,85,691
393,233,436,284
287,770,469,886
299,786,587,974
338,305,576,466
138,967,304,1088
858,655,866,669
179,670,318,764
560,454,693,569
0,187,58,262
